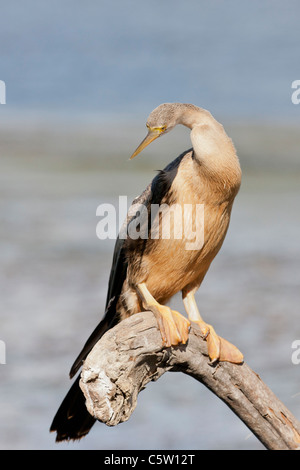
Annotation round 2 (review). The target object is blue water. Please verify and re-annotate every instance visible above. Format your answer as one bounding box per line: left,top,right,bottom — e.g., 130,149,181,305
0,0,300,121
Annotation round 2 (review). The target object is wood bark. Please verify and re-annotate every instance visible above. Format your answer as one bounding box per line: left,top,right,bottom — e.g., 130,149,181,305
79,311,300,450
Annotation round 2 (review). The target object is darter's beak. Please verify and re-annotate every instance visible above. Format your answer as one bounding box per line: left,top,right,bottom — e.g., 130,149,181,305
130,127,164,159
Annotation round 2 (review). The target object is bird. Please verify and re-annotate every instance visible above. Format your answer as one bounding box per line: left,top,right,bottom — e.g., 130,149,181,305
50,102,243,442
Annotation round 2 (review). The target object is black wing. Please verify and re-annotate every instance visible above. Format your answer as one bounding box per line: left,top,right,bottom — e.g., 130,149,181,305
69,184,153,378
50,150,190,441
50,185,153,441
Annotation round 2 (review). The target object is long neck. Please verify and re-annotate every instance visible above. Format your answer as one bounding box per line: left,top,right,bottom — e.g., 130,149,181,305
176,105,242,194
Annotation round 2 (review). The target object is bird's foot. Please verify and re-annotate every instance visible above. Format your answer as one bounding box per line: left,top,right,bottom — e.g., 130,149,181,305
194,321,244,364
150,304,190,347
136,282,190,347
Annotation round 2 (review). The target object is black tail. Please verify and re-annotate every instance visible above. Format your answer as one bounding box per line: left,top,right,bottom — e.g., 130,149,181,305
50,291,124,441
50,376,96,442
50,232,128,441
50,306,121,441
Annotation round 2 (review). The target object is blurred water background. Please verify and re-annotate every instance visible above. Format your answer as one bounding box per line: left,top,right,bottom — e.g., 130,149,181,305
0,0,300,450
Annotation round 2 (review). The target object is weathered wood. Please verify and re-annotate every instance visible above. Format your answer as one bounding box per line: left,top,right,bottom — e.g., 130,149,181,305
79,311,300,450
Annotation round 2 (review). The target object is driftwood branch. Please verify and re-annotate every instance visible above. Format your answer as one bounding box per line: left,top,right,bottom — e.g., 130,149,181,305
79,311,300,450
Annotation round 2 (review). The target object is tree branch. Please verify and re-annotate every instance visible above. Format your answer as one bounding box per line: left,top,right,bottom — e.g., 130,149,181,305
79,311,300,450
